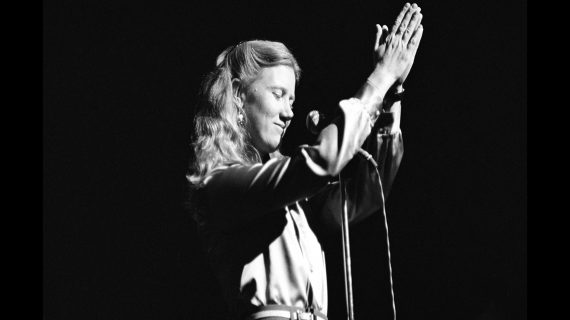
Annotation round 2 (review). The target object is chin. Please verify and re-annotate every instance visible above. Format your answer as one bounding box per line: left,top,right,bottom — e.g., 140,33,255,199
254,133,283,154
262,140,281,154
266,145,280,154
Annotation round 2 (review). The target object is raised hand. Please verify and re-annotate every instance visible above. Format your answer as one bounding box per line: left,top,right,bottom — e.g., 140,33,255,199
372,3,424,87
396,3,423,84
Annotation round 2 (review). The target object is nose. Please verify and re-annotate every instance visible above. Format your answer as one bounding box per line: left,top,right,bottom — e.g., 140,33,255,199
280,101,294,121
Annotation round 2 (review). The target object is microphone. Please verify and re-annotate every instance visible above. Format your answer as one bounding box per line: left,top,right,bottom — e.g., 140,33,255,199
305,109,377,167
305,110,328,135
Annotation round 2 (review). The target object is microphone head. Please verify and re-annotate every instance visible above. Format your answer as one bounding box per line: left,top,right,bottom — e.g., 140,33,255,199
306,110,324,135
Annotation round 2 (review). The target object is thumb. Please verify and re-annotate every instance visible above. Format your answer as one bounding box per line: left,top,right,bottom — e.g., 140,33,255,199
374,24,382,51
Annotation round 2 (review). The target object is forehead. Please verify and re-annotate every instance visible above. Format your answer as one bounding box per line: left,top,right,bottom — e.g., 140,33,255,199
250,65,296,91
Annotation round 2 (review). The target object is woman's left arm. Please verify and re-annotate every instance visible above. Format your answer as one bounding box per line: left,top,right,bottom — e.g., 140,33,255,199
308,3,423,229
307,105,403,229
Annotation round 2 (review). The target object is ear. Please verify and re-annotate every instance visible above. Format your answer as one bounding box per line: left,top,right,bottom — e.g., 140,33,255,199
231,78,245,107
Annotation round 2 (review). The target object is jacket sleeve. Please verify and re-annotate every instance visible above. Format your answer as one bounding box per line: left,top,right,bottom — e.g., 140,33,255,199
307,109,403,230
194,98,375,231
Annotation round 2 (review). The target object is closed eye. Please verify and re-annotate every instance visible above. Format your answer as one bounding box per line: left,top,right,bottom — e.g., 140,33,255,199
271,87,294,110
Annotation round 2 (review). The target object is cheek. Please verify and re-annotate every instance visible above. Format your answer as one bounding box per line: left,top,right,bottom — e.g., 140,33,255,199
246,96,279,127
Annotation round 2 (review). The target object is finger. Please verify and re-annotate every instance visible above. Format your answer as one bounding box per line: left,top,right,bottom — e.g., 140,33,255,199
381,25,389,44
374,24,382,51
407,24,424,51
391,3,411,37
402,10,423,44
396,5,418,37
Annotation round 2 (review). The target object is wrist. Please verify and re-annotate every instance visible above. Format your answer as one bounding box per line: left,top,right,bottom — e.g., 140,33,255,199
382,84,406,111
394,83,405,93
367,66,397,95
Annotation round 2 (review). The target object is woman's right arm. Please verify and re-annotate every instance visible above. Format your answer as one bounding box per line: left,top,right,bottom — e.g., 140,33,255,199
200,3,423,230
199,149,333,228
199,95,377,229
198,99,378,231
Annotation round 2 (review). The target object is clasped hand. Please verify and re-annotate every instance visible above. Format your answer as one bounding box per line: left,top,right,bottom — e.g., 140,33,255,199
373,2,424,87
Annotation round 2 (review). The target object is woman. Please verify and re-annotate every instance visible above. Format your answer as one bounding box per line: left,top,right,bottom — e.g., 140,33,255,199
187,3,423,319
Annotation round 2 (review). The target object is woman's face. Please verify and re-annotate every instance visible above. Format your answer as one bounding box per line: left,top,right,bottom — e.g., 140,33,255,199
241,65,296,156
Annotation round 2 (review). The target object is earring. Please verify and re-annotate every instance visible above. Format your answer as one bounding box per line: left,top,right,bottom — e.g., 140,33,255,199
237,111,245,126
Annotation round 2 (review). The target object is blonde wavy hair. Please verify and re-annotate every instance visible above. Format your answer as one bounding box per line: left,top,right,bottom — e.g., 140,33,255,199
186,40,301,187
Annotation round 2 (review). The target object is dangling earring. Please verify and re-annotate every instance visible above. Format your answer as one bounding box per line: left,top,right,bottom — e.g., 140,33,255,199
234,89,245,126
237,110,245,126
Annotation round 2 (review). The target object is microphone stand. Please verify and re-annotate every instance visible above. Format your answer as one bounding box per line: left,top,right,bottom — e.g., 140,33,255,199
339,174,355,320
306,109,381,320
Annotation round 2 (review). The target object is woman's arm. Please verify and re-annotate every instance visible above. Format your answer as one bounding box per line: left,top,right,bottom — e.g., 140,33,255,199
199,3,424,231
308,3,423,229
307,110,403,231
309,2,422,177
198,149,331,228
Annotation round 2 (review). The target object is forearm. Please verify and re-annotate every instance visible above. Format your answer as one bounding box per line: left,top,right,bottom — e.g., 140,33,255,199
354,74,405,198
354,65,397,125
311,125,403,231
308,65,401,176
200,151,334,229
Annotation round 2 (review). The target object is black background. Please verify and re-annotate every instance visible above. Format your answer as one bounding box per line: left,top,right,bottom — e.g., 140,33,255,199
44,0,526,319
